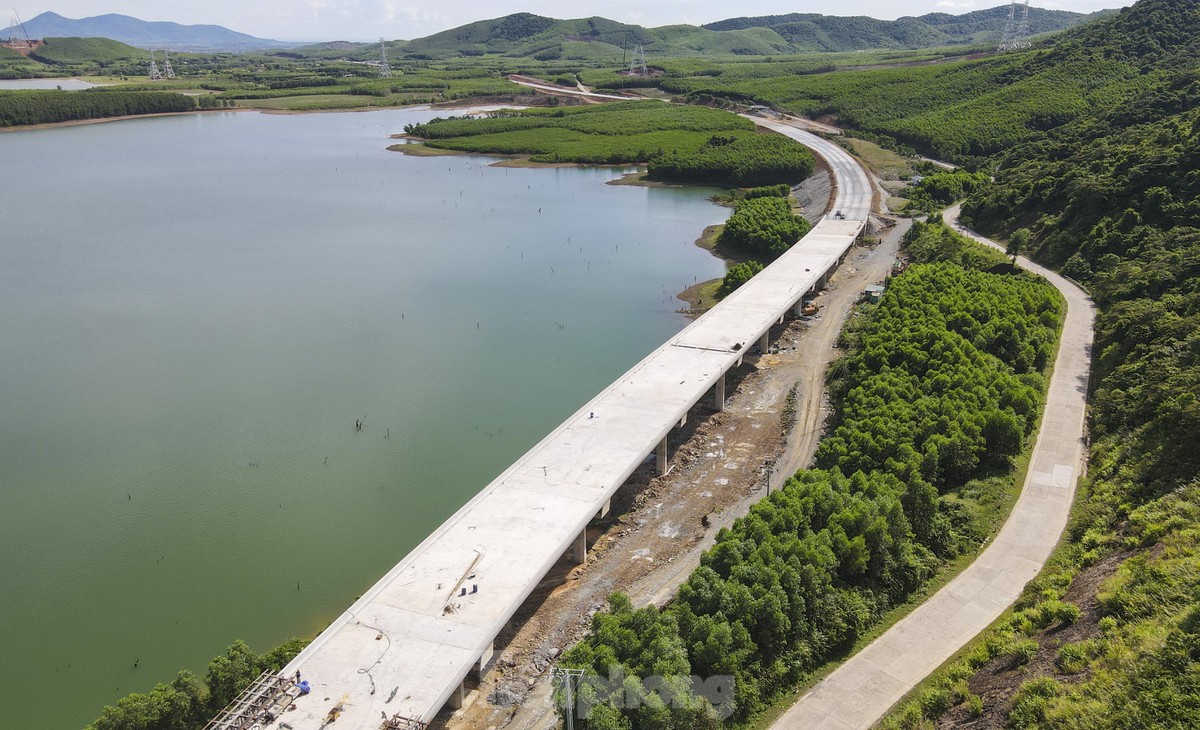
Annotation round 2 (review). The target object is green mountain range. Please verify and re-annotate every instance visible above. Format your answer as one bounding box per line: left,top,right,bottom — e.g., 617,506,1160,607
5,6,1109,63
346,6,1107,61
705,5,1114,51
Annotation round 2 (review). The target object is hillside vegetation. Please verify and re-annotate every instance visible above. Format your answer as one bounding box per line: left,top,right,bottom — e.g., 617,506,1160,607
875,0,1200,725
388,7,1096,61
576,3,1186,166
398,13,794,61
704,6,1107,52
29,36,142,65
0,46,40,79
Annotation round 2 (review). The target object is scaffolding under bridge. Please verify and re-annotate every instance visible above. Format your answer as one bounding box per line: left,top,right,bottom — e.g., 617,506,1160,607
203,671,302,730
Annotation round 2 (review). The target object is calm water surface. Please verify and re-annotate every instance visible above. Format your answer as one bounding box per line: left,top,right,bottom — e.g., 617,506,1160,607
0,77,100,90
0,108,727,727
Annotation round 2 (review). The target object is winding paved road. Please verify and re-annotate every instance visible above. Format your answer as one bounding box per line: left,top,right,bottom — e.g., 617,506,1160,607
770,204,1095,729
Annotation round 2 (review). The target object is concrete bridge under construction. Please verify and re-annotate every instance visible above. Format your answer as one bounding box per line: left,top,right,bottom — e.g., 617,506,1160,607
208,118,873,730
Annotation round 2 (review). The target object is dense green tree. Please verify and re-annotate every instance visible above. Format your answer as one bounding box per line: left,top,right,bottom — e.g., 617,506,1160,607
87,671,203,730
0,89,197,127
719,260,764,295
405,102,813,186
86,638,306,730
562,254,1060,726
717,197,811,259
1006,228,1030,261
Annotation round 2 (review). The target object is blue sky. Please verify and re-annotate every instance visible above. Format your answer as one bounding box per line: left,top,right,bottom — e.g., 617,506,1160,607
14,1,1125,41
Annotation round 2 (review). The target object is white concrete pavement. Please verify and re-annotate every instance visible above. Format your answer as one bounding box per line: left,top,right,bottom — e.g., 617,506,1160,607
506,75,640,101
769,204,1095,729
261,109,874,729
749,117,873,223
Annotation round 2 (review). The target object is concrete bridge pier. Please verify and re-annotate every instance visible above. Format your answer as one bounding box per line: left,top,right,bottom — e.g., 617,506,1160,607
473,643,494,678
715,374,726,411
446,681,467,710
595,498,611,520
759,331,770,353
657,436,668,474
573,528,588,564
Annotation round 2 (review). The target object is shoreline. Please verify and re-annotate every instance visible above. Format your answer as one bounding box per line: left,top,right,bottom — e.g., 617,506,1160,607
5,99,739,317
0,92,542,132
0,107,251,133
677,224,734,318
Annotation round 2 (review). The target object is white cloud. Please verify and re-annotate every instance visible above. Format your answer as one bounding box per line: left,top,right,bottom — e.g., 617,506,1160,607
398,5,446,24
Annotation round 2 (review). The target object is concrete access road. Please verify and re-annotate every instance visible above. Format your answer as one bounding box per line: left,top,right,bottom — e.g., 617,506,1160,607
769,204,1095,729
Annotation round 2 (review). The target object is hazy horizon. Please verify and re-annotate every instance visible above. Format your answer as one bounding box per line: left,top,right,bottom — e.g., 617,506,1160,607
10,1,1124,43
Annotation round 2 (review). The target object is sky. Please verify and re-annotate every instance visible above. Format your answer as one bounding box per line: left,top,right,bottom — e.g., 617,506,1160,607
14,1,1126,41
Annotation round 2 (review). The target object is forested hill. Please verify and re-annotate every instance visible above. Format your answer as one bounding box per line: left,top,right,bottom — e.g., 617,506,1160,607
397,14,793,59
702,5,1108,52
389,6,1105,61
963,0,1200,493
883,0,1200,724
635,0,1195,166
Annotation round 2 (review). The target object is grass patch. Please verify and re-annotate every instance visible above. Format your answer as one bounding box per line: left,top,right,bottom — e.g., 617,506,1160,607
386,141,467,156
841,136,916,180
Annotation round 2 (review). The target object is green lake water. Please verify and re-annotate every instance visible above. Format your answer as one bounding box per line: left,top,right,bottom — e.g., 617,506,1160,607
0,108,728,727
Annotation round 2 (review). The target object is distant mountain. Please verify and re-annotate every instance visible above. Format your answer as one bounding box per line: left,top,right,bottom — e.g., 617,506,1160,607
382,6,1112,60
3,11,290,52
394,13,791,60
703,5,1114,51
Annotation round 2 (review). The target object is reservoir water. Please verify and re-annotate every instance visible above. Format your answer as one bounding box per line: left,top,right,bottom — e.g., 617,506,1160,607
0,108,728,727
0,77,100,90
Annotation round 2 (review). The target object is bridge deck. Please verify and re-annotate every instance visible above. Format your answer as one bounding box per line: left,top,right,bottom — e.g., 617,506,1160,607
273,113,872,728
276,219,864,728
